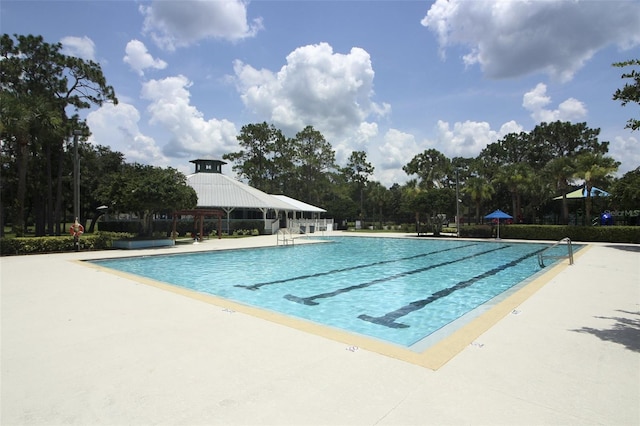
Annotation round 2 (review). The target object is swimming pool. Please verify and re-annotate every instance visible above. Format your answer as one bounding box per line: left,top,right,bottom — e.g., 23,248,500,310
91,237,575,349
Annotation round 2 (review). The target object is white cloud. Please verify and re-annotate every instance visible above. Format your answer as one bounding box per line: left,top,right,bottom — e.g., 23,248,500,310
378,129,420,170
433,119,522,158
140,0,262,51
141,75,238,158
609,134,640,175
86,102,167,165
60,36,96,60
363,129,417,186
331,122,379,167
123,40,167,76
365,120,525,186
233,42,390,140
498,120,525,137
422,0,640,81
523,83,587,123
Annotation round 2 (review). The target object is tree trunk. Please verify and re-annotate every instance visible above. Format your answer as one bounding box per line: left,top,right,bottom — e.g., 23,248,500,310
46,141,54,235
585,187,593,225
54,139,65,235
34,189,46,236
14,138,29,236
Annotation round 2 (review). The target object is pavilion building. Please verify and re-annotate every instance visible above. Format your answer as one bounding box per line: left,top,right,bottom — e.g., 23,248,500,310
185,159,330,234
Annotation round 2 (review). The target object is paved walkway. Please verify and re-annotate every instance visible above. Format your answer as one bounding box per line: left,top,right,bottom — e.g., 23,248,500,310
1,233,639,425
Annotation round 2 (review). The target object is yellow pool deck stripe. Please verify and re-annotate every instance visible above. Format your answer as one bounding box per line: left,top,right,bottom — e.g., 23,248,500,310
80,244,590,370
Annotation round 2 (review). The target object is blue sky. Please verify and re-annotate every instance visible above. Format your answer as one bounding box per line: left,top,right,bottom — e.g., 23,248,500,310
3,0,640,186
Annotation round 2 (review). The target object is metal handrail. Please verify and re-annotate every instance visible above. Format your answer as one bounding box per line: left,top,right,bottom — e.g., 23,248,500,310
276,228,294,246
538,237,574,267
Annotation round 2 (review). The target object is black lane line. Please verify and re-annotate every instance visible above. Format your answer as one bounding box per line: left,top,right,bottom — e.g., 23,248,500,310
284,245,510,306
358,247,547,329
235,243,478,291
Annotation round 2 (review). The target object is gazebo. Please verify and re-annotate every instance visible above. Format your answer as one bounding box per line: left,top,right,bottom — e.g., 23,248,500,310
171,209,224,240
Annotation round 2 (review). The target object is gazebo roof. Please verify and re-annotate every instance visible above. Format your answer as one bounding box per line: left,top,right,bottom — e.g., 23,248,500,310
553,186,610,200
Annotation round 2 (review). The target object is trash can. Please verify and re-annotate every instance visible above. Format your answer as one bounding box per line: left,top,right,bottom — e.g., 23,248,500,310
309,225,315,233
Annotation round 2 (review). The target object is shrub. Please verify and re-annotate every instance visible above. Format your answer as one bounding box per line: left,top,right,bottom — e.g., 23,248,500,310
459,225,493,238
460,224,640,243
0,232,133,256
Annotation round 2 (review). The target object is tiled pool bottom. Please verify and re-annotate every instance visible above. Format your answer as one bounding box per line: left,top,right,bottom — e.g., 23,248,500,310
90,237,578,361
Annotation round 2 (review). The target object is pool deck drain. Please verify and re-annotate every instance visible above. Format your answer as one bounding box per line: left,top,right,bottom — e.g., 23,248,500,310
2,232,638,425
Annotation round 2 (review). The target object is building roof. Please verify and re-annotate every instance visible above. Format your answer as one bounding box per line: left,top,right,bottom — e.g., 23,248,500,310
271,195,326,213
186,172,302,211
185,158,325,213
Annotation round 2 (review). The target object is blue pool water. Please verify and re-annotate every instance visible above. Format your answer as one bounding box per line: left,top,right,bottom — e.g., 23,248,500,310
91,237,573,348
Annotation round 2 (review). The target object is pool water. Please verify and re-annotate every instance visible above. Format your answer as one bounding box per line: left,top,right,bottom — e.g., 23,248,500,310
92,237,572,348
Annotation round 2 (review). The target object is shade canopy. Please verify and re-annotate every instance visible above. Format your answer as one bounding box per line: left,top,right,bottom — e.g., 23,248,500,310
553,186,610,200
484,209,513,220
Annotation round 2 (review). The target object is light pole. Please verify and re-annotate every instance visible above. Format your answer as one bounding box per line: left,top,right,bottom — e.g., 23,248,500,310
72,129,82,223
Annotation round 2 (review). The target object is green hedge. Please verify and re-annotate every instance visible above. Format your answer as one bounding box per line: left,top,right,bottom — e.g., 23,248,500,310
460,224,640,243
99,220,266,237
0,232,133,256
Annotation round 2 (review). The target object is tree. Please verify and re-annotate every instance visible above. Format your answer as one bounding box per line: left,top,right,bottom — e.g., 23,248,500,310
610,167,640,225
82,144,126,232
343,150,374,218
321,170,359,228
292,125,336,205
572,153,620,225
1,34,117,236
403,149,451,189
223,122,289,193
495,163,535,221
400,180,426,236
543,157,576,225
613,59,640,131
97,164,197,237
366,181,389,228
0,90,60,235
611,167,640,209
463,177,495,224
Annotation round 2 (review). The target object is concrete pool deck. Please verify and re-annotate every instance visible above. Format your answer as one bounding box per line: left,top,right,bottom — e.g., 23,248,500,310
1,232,639,425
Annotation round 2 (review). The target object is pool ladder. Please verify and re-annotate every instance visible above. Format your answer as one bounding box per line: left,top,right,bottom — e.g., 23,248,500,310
538,237,574,267
276,228,295,246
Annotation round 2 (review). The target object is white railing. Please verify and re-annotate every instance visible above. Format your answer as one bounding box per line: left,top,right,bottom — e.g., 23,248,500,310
289,218,334,234
538,237,574,267
268,218,280,235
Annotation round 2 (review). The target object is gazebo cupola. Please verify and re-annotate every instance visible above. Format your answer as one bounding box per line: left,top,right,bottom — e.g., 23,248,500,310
190,159,226,174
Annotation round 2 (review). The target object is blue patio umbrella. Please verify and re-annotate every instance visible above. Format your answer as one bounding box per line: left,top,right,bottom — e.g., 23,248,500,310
484,209,513,239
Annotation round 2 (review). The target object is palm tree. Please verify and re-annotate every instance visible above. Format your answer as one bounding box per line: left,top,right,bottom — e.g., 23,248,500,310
463,177,495,224
544,157,576,225
367,182,389,229
401,180,425,236
496,163,533,221
573,153,620,224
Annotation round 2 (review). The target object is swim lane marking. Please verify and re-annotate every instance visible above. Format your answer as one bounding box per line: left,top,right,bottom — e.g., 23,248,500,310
236,243,478,291
358,247,547,329
284,245,510,306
